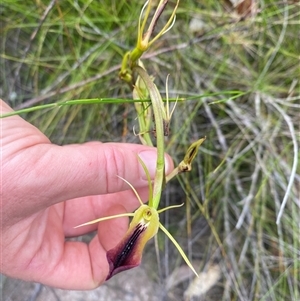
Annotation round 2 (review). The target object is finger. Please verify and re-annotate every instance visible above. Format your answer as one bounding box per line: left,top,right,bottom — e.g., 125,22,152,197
32,206,129,289
44,213,128,290
35,239,109,289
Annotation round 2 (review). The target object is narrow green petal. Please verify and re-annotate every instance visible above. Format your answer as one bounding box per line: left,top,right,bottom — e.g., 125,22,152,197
159,222,198,277
157,203,184,214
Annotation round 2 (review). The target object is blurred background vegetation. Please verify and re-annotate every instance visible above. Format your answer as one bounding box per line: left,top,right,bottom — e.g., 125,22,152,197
1,0,299,300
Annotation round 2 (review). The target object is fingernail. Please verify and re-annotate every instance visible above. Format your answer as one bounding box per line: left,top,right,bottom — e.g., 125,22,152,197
138,150,172,180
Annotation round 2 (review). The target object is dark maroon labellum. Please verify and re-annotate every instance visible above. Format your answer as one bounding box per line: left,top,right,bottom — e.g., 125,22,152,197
106,223,146,280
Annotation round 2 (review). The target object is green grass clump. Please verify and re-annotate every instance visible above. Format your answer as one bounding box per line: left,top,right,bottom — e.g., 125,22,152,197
1,1,299,300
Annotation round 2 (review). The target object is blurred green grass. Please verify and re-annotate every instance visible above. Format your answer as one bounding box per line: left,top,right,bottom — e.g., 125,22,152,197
1,1,299,300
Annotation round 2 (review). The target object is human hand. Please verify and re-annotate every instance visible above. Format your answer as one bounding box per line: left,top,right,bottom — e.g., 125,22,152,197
0,99,173,289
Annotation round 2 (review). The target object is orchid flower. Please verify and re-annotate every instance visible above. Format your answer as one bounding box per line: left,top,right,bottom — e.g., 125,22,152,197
75,159,198,280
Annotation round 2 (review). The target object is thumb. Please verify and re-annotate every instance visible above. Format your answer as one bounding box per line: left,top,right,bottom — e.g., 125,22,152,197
2,99,174,222
5,141,174,216
45,142,174,203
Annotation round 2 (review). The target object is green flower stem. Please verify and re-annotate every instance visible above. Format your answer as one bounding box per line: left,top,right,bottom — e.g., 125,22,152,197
134,65,165,209
129,48,144,65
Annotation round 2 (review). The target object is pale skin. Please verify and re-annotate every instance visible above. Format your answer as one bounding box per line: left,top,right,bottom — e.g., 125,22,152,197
0,99,174,289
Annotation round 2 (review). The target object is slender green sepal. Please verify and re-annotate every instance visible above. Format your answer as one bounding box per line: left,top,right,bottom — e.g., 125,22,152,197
74,213,135,228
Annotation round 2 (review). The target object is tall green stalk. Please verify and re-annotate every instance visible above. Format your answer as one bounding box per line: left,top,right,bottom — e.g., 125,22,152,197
134,66,165,209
